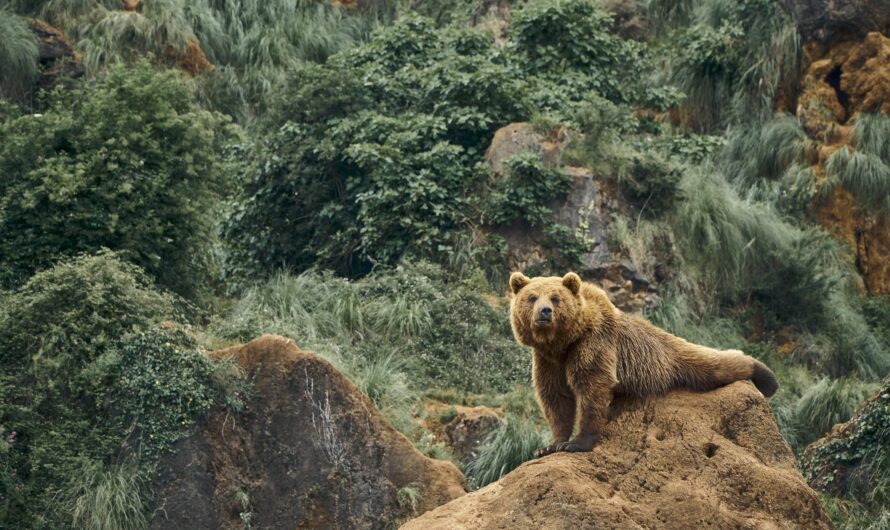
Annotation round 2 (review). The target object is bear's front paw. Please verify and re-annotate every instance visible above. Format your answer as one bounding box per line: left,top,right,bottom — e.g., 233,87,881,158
536,434,599,457
535,443,563,458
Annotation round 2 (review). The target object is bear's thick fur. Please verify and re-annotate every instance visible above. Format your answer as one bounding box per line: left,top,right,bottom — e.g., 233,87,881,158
509,272,778,456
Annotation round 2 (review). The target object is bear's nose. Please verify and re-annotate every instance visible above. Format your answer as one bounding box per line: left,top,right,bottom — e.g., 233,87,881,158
541,306,552,316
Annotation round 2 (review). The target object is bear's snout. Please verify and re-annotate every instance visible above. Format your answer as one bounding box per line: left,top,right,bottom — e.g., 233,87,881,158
535,305,553,326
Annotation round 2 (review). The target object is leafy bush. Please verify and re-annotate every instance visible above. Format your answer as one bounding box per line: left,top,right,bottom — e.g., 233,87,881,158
224,5,655,282
0,62,231,301
465,414,548,489
0,254,242,527
509,0,646,105
486,152,572,226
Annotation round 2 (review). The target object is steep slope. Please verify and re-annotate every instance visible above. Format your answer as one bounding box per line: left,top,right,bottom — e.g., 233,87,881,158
150,335,465,529
403,382,831,529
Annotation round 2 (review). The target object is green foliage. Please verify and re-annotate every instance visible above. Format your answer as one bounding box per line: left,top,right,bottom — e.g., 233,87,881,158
0,252,174,377
802,377,890,518
465,414,547,489
0,10,38,100
0,62,230,301
791,378,878,447
486,152,572,226
0,254,242,527
666,0,801,131
213,262,528,396
509,0,646,105
722,114,811,188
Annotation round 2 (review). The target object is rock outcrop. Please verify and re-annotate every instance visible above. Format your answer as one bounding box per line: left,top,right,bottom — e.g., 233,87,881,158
485,122,660,312
29,20,85,92
790,27,890,294
150,335,465,530
402,382,832,530
780,0,890,46
443,406,503,465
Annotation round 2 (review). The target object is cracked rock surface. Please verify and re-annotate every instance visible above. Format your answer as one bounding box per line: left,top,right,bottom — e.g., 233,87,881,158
401,382,831,530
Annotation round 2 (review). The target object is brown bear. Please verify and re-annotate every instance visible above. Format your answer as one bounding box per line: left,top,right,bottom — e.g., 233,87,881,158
509,271,779,456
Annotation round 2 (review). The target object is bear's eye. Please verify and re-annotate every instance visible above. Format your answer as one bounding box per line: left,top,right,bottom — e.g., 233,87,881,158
529,295,538,303
551,296,560,305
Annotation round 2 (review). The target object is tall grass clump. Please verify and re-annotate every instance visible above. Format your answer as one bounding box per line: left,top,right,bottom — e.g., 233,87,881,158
465,415,548,489
62,461,148,530
722,114,812,189
854,113,890,164
825,147,890,214
789,377,877,446
0,10,38,100
672,166,798,297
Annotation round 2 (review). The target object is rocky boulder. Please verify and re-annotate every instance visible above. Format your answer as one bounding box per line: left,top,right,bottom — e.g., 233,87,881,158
29,20,85,92
150,335,465,530
402,382,832,529
443,407,503,465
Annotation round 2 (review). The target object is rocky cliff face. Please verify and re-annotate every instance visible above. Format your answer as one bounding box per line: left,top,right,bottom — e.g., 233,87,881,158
150,335,465,530
402,382,832,530
783,5,890,294
780,0,890,45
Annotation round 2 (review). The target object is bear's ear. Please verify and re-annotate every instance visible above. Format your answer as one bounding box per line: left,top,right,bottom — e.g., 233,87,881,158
562,272,582,296
509,272,530,294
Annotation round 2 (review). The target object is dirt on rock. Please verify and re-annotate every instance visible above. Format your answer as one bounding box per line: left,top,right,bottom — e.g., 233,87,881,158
402,382,832,530
150,335,465,530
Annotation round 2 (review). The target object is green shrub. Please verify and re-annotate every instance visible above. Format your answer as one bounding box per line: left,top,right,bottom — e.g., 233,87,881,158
465,414,548,489
667,0,801,131
486,152,572,226
0,254,242,527
0,252,174,379
223,7,657,281
509,0,646,105
0,62,231,301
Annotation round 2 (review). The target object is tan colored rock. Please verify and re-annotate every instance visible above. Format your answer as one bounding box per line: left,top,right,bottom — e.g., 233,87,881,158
150,335,465,530
402,382,831,530
444,407,503,465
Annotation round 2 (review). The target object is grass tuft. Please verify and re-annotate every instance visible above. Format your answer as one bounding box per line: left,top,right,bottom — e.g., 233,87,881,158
465,415,548,489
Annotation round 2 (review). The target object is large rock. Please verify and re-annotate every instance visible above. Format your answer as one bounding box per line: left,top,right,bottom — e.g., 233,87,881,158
779,0,890,45
29,20,85,92
443,406,503,465
402,382,832,530
150,335,465,530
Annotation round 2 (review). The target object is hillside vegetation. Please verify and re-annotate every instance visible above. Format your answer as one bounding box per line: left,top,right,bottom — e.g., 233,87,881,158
1,0,888,528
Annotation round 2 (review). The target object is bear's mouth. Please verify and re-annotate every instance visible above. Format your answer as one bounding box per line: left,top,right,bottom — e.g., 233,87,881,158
534,317,552,327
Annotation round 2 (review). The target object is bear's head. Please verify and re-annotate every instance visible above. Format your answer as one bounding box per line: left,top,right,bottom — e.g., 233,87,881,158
509,271,583,349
